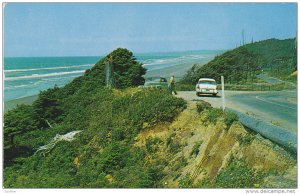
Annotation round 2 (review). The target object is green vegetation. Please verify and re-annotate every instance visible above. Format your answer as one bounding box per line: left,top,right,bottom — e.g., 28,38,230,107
177,156,279,188
199,107,238,130
145,137,163,153
179,173,193,188
214,159,266,188
166,133,183,154
196,100,212,113
190,141,203,157
238,134,255,147
4,48,187,188
181,38,297,85
195,158,267,188
171,156,188,171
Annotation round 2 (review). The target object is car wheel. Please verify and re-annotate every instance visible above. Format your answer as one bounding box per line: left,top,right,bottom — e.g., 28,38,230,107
212,93,217,97
196,92,201,97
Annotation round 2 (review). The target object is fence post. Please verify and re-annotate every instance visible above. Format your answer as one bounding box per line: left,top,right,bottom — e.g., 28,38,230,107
221,76,225,111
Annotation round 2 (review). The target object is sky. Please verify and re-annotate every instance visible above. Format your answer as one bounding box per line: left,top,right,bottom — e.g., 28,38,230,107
4,3,298,57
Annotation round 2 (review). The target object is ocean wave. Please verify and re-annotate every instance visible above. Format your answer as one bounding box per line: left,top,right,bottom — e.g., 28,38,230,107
4,64,93,73
5,84,31,90
142,55,206,67
5,70,85,81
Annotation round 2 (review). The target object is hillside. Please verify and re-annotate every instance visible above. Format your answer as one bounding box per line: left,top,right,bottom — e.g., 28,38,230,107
3,48,296,188
181,38,297,84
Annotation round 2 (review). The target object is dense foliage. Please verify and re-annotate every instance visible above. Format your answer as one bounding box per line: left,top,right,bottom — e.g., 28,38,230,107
4,49,186,188
181,38,297,84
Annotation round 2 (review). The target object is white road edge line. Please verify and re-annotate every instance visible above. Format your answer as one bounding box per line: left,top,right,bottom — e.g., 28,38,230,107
255,96,297,110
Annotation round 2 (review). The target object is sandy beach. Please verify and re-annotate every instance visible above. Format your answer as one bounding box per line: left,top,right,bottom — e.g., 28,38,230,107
144,58,210,79
4,95,38,113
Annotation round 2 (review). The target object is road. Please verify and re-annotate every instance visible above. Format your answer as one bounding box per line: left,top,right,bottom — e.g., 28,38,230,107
177,90,297,134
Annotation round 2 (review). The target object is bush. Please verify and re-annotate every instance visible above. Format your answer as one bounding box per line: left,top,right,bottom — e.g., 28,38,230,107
190,141,203,157
206,108,223,124
197,178,214,188
223,111,239,129
172,156,188,171
196,100,212,113
112,89,187,128
237,134,255,146
201,108,238,130
145,137,163,153
166,133,182,154
215,158,265,188
179,173,193,188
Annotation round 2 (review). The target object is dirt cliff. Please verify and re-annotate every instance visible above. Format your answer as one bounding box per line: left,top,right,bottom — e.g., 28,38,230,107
134,101,297,188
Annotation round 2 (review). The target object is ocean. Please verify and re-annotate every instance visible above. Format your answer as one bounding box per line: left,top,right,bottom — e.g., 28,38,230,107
4,50,222,101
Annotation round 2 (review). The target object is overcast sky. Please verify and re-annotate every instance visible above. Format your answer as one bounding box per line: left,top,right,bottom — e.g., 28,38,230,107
4,3,297,57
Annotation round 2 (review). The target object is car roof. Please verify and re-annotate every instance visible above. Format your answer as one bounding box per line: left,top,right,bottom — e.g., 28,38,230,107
146,77,166,80
198,78,216,82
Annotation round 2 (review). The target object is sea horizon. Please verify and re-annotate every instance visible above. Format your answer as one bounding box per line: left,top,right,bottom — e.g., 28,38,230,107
3,49,226,59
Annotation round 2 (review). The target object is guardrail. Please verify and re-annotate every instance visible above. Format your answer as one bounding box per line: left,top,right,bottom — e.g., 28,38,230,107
226,107,297,153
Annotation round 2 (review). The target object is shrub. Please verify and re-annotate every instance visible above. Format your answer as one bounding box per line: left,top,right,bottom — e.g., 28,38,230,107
215,158,265,188
206,108,223,124
172,156,188,171
223,111,239,129
237,134,255,146
166,133,182,154
196,100,212,113
201,108,238,130
145,137,163,153
190,141,203,157
197,178,214,188
112,89,187,128
179,173,193,188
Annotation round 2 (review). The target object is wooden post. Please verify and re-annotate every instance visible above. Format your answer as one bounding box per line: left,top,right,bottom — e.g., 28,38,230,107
105,60,111,89
221,76,225,111
105,56,114,89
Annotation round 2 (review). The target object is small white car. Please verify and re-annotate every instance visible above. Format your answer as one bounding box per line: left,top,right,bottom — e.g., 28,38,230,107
196,78,218,97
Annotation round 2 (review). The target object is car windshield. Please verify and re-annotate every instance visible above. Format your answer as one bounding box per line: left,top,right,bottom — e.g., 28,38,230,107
152,78,167,82
199,81,216,85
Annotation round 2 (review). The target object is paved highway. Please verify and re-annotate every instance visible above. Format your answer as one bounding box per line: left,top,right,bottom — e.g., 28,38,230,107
177,90,297,133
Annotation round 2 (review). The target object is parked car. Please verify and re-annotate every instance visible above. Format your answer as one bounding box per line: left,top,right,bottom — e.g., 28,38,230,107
196,78,218,97
143,77,168,89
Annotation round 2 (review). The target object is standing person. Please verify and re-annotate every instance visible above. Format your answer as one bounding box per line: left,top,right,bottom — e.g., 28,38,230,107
169,75,177,95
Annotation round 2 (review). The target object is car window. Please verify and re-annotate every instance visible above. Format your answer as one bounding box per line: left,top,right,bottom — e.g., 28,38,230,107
160,78,167,82
153,78,161,82
199,81,216,85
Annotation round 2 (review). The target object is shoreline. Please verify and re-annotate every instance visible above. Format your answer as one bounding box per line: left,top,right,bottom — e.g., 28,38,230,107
4,95,38,113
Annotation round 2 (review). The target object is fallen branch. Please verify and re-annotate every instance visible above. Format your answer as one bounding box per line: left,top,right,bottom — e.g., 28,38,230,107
35,130,82,156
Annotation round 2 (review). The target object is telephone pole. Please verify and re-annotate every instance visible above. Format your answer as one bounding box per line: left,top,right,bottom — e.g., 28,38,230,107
105,55,114,89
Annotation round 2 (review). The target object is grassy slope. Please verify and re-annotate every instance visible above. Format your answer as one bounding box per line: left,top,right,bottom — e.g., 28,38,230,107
181,38,296,85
